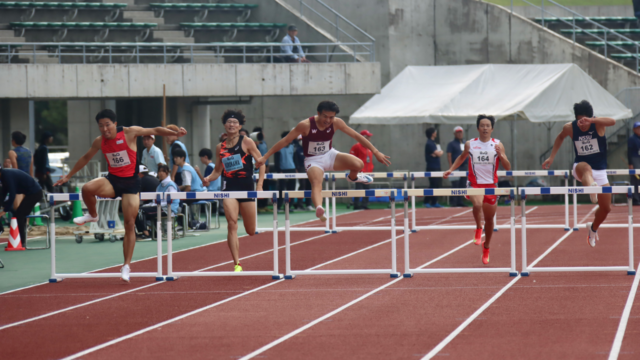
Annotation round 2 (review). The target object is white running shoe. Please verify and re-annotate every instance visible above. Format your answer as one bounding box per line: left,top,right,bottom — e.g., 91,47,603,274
306,205,315,211
121,264,130,282
586,222,598,247
347,174,373,184
589,183,598,204
73,213,99,226
316,206,327,222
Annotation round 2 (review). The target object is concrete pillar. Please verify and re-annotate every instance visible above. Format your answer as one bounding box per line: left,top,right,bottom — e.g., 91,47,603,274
192,104,210,163
9,99,30,147
67,100,105,172
174,98,193,159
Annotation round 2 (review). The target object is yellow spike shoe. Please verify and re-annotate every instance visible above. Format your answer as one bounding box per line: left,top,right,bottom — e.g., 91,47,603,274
234,264,243,272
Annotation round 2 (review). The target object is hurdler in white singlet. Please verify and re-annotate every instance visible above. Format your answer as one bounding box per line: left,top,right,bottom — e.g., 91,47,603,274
468,138,501,186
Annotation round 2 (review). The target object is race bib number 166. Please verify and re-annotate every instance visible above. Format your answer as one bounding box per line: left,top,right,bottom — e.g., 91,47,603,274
106,152,131,168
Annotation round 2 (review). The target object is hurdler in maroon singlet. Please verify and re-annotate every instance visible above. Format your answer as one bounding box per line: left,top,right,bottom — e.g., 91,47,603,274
302,116,335,158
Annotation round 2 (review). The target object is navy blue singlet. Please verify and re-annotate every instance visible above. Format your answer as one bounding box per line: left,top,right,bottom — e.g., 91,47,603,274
572,120,607,170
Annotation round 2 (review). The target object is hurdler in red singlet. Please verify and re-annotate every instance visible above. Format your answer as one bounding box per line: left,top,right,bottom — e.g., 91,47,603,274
101,126,141,198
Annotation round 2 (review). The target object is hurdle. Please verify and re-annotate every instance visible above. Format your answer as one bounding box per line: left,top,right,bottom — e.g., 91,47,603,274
410,170,571,231
48,193,164,282
163,191,283,280
402,188,518,277
255,173,331,233
520,186,636,276
283,189,400,279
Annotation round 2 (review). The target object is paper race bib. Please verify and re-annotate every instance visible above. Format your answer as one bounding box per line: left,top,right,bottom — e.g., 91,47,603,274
106,152,131,168
575,138,600,156
474,151,496,165
222,154,243,171
308,141,329,156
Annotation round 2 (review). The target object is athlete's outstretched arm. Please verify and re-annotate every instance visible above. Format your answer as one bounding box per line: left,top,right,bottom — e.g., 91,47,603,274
443,141,470,179
244,137,265,191
542,122,572,170
333,118,391,166
205,143,224,183
126,126,187,138
496,143,511,170
54,137,101,185
255,123,305,169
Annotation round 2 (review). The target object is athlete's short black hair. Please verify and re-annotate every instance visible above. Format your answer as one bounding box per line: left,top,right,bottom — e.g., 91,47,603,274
573,100,593,119
317,100,340,115
11,131,26,146
95,109,117,124
157,164,170,174
172,147,186,160
198,148,213,160
476,114,495,129
425,127,437,139
281,131,290,139
222,109,246,125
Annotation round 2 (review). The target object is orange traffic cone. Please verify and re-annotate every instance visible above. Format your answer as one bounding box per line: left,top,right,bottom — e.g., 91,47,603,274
5,217,25,251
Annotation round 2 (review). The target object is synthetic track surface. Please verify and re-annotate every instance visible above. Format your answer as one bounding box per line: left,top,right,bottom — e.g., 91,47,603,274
1,205,639,359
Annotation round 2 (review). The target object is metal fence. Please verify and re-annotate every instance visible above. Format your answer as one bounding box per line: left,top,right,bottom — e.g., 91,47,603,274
0,41,375,64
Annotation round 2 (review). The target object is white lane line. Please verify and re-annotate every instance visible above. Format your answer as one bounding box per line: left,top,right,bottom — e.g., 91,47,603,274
61,280,284,360
422,206,594,359
608,260,640,360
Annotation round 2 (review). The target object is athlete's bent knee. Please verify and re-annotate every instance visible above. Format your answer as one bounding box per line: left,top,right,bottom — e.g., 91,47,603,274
354,158,364,170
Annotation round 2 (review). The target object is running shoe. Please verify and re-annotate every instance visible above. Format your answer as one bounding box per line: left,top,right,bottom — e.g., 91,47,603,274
474,228,483,245
121,264,130,282
73,213,99,226
346,174,373,184
589,183,598,204
234,264,243,272
306,205,315,211
482,247,490,264
316,206,327,222
587,222,598,247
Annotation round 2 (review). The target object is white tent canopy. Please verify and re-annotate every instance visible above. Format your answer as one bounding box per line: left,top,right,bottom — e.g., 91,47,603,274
350,64,632,125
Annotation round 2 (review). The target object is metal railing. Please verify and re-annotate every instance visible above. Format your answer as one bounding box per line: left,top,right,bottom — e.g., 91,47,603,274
513,0,640,73
282,0,375,61
0,41,374,64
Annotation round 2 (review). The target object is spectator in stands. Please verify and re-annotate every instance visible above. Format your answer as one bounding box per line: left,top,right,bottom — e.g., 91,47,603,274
634,0,640,21
9,131,32,176
424,127,444,208
281,25,311,63
141,134,165,174
34,131,54,193
628,121,640,205
447,126,468,207
275,131,297,211
0,166,42,247
166,124,189,186
350,130,374,210
293,133,313,210
199,148,221,192
135,164,179,239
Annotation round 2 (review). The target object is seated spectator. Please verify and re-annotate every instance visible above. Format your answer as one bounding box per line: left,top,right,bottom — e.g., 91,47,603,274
139,165,160,194
141,135,165,174
136,164,180,238
199,148,221,192
281,25,311,63
173,147,206,228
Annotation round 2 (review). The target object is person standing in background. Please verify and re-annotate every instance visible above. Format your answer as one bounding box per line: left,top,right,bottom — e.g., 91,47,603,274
350,130,375,210
166,124,190,186
293,133,313,211
424,127,444,208
141,135,165,174
252,127,269,212
628,122,640,206
9,131,32,176
275,131,297,211
447,126,468,207
34,132,54,193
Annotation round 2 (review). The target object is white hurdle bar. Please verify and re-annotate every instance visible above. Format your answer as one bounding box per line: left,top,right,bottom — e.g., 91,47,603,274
163,191,283,280
48,193,164,282
402,188,518,277
520,186,636,276
282,189,400,279
410,170,571,232
255,173,332,233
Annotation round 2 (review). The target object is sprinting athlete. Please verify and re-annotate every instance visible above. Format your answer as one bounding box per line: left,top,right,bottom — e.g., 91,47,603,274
205,110,265,272
54,109,187,282
444,115,511,265
543,100,615,247
255,100,391,222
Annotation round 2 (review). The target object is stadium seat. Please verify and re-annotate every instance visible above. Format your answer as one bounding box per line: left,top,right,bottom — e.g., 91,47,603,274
0,2,128,23
10,22,157,42
150,3,258,22
181,22,286,41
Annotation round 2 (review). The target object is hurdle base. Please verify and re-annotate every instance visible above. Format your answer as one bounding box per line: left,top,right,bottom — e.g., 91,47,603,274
166,276,179,281
272,274,284,280
390,272,401,278
284,274,296,280
521,272,530,277
411,229,418,233
324,231,331,234
628,270,636,275
49,278,63,283
564,228,571,231
493,228,498,232
509,272,519,277
331,230,338,234
573,228,579,231
403,273,414,278
155,276,164,281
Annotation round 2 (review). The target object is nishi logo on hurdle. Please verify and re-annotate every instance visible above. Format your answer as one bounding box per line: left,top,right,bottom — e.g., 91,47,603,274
520,186,636,276
401,187,519,278
159,191,284,280
47,193,165,282
282,189,401,279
